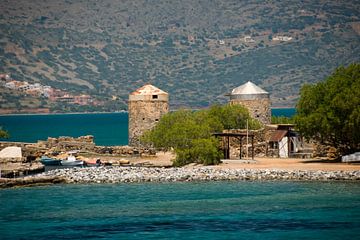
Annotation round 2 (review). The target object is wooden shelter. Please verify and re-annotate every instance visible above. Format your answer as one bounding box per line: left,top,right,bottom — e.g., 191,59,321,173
213,132,255,160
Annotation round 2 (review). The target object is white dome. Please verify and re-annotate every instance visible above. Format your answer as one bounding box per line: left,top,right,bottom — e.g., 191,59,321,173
231,81,268,95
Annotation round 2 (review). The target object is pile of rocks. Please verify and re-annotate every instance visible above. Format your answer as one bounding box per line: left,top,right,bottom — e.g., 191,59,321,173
37,166,360,184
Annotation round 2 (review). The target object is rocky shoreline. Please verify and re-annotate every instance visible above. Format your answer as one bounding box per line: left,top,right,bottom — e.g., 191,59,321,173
32,166,360,184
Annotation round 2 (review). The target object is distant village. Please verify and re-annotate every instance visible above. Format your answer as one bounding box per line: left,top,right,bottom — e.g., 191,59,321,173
0,73,102,106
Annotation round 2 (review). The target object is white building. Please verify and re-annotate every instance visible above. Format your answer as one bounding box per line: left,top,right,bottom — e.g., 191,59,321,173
272,36,293,42
267,124,302,158
244,36,255,43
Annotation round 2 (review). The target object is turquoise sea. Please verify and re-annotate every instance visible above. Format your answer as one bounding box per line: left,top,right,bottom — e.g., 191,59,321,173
0,181,359,239
0,108,295,146
0,112,128,146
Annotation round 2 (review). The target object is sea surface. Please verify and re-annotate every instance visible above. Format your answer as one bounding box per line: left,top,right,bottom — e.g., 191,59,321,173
0,181,359,239
0,108,295,146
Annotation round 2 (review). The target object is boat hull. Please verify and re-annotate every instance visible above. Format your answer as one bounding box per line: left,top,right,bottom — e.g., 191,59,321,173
40,156,62,166
61,160,84,166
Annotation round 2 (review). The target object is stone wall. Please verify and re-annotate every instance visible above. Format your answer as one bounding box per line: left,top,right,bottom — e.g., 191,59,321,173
128,100,169,146
1,136,156,159
36,135,96,152
230,98,271,125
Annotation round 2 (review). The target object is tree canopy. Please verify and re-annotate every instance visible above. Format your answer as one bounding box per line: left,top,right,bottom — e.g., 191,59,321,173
142,104,261,166
295,63,360,155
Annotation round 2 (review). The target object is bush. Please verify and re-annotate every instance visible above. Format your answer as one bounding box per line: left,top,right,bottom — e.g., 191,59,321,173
174,138,222,166
0,127,9,139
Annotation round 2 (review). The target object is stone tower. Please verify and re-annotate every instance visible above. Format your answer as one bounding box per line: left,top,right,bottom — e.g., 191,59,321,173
229,81,271,125
128,84,169,146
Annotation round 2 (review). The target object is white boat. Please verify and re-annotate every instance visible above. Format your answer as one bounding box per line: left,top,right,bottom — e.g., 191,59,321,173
61,155,84,166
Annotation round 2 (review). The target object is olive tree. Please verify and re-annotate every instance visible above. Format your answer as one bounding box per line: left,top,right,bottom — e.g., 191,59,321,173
142,104,261,166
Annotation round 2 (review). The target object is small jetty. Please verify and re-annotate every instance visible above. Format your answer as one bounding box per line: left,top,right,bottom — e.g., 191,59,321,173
0,176,66,188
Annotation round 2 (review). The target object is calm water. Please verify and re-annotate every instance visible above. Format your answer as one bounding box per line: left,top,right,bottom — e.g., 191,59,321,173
0,181,359,239
0,108,294,146
0,112,128,146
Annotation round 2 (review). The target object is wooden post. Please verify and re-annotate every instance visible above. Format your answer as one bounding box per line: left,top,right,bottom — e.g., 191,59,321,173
246,119,249,159
251,136,254,160
227,136,230,159
239,137,242,159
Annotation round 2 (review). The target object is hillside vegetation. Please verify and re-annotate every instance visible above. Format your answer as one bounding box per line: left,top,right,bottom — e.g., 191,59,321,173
1,0,359,111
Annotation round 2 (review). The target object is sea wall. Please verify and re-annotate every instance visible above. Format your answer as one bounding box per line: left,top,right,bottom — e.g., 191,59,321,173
36,167,360,183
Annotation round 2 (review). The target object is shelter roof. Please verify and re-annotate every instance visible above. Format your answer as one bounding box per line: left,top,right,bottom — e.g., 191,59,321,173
213,132,254,137
231,81,268,95
269,130,288,142
130,84,168,96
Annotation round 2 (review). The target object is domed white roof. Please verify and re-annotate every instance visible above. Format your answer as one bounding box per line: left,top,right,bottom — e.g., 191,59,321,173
130,84,168,96
231,81,268,95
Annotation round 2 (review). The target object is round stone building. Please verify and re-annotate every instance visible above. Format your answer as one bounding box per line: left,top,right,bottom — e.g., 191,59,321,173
128,84,169,146
229,81,271,125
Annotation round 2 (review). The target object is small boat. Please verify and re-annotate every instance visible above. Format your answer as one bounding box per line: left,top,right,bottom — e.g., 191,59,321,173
61,155,84,166
40,156,62,166
84,158,102,167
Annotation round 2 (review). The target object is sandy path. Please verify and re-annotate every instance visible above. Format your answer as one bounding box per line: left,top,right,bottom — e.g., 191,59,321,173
215,157,360,171
131,153,360,171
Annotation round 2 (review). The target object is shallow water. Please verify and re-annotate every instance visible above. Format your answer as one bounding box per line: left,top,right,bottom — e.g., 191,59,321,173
0,181,359,239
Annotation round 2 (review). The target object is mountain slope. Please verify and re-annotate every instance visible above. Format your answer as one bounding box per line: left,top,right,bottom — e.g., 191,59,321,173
1,0,359,110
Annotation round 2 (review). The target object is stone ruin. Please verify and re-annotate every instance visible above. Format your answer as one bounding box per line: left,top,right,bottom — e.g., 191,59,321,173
34,135,156,156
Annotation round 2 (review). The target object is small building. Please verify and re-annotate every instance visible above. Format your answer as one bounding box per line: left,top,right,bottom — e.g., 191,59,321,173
228,81,271,125
244,36,255,43
128,84,169,146
272,36,293,42
266,124,302,158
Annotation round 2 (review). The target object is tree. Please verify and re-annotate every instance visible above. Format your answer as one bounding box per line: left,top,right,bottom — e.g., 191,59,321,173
142,104,261,166
0,127,9,139
295,63,360,156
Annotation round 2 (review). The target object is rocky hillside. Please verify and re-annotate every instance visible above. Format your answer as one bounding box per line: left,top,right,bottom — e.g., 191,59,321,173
1,0,359,111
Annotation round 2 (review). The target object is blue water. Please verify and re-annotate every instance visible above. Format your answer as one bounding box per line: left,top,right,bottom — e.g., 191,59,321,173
0,113,128,146
271,108,296,117
0,109,295,146
0,181,359,239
